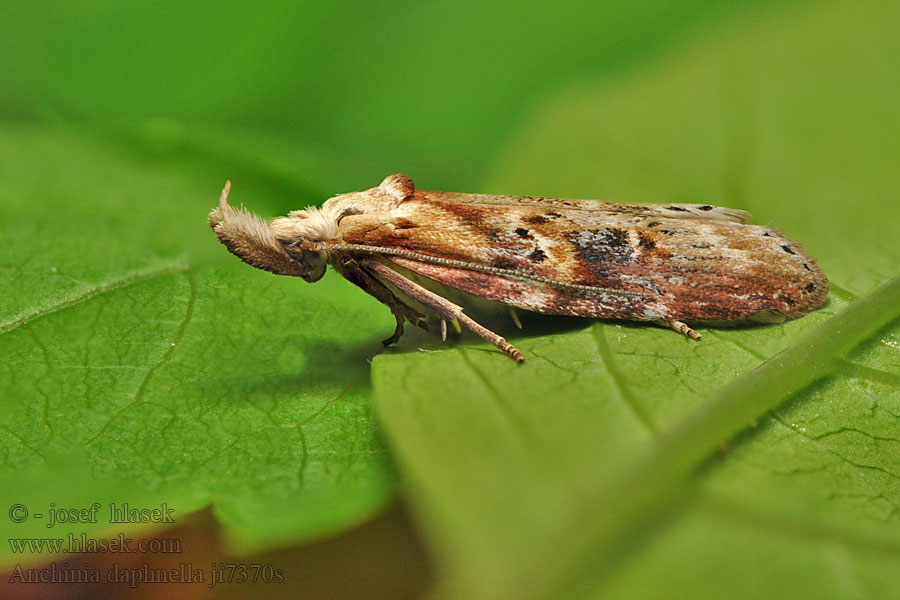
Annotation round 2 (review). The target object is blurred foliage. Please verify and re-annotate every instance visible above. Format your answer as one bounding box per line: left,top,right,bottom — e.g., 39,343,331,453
0,0,779,190
1,1,899,599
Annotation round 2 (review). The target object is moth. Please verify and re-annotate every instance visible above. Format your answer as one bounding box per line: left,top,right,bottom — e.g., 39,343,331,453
209,174,828,363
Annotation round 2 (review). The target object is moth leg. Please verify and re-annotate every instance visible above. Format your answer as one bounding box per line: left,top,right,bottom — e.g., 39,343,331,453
363,259,526,363
508,307,523,329
440,318,461,339
383,318,405,347
658,320,702,340
334,256,428,346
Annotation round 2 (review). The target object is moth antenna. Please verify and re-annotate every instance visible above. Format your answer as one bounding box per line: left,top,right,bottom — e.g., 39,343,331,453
208,181,307,277
219,180,232,209
657,320,702,340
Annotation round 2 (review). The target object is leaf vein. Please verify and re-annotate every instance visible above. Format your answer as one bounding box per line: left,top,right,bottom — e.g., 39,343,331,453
0,258,189,336
772,415,900,511
590,324,657,434
85,270,197,445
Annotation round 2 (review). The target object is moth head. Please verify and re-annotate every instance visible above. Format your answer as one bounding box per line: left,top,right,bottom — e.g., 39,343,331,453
208,181,327,282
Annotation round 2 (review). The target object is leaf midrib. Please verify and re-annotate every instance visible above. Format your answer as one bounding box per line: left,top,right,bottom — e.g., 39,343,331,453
438,275,900,599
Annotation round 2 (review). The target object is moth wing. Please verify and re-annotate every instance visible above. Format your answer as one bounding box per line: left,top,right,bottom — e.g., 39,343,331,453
337,192,826,323
384,255,645,321
419,190,751,223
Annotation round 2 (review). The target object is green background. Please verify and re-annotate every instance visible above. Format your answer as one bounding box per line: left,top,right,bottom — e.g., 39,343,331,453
2,1,899,598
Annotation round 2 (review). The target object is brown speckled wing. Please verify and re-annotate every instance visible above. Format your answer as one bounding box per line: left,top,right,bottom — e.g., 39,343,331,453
343,190,828,323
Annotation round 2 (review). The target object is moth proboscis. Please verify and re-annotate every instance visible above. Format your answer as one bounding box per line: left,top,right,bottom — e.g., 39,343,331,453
208,174,828,363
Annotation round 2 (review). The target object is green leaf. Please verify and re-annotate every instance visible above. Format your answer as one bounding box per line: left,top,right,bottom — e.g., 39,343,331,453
0,0,798,573
372,1,900,598
0,124,397,565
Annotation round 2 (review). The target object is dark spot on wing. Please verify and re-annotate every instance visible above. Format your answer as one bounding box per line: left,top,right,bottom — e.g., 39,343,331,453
781,245,796,255
698,205,714,211
666,205,688,212
646,220,661,228
567,228,634,267
607,229,628,248
638,234,656,249
441,201,488,222
529,249,546,262
514,227,530,238
526,215,549,224
803,263,813,272
805,283,816,292
491,257,518,270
